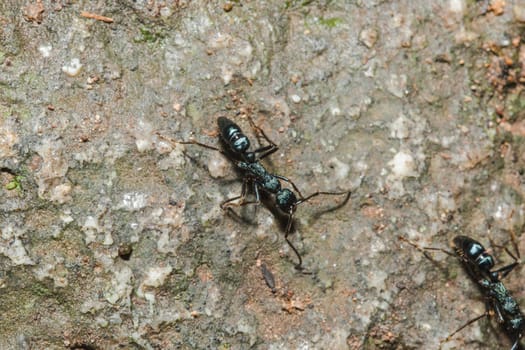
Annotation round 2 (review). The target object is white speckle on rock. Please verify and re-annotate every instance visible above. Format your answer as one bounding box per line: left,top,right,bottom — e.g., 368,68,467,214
388,151,417,178
160,6,172,17
105,266,134,305
0,238,34,265
221,64,233,85
103,232,114,246
82,215,100,244
142,265,173,288
62,58,83,77
207,153,230,178
135,139,151,152
156,139,174,155
385,74,407,98
390,115,412,139
38,44,52,57
48,182,72,203
35,138,69,199
448,0,465,14
134,120,155,153
327,157,350,180
119,192,148,211
60,212,74,224
156,230,173,254
290,94,301,103
330,107,341,116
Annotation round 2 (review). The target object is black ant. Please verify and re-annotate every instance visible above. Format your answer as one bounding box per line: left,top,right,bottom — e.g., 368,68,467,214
157,116,350,270
399,235,524,350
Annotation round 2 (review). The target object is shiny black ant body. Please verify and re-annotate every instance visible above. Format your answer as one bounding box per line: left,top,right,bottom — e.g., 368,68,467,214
452,236,523,350
399,235,524,350
158,116,350,270
216,116,278,163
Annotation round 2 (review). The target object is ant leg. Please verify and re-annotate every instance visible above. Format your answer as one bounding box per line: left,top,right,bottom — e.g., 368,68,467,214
493,261,519,279
398,236,456,258
296,190,352,206
285,209,295,235
283,209,311,273
509,228,521,259
252,144,279,160
488,234,521,279
284,220,303,270
246,116,279,160
440,312,488,346
220,182,247,211
156,132,226,155
220,181,261,210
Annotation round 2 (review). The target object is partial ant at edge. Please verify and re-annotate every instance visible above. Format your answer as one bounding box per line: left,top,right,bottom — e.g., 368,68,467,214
399,233,524,350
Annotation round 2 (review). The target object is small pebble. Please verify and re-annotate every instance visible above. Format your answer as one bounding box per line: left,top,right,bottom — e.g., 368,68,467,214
223,3,233,12
62,58,83,77
359,27,378,48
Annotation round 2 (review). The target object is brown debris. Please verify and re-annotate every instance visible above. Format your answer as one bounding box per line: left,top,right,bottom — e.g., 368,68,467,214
80,11,114,23
499,120,525,137
23,1,44,23
488,0,506,16
223,3,233,12
260,263,276,293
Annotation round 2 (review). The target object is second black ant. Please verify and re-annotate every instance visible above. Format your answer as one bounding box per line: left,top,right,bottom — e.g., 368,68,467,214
158,116,350,270
399,234,524,350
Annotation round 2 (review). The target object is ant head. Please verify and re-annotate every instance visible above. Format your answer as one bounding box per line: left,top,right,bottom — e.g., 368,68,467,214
276,189,297,213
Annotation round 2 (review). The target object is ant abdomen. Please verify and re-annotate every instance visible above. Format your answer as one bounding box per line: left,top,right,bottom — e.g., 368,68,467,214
454,235,495,271
217,116,250,154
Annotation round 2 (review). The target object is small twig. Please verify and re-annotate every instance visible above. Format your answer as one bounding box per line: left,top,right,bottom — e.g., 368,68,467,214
80,11,113,23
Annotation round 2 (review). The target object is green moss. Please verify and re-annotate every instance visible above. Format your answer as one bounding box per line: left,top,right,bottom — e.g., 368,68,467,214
5,175,23,193
319,17,342,28
134,26,166,43
506,90,525,123
285,0,315,9
31,282,54,297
